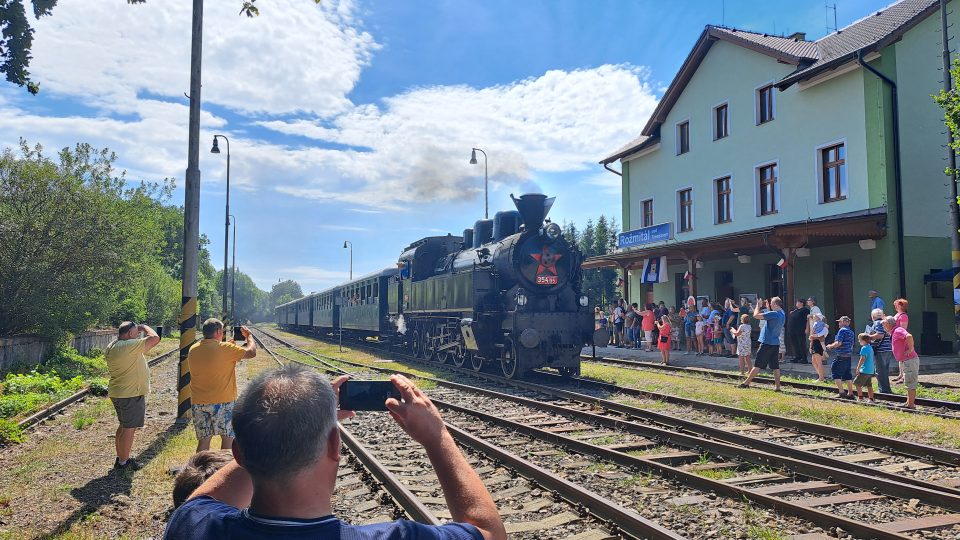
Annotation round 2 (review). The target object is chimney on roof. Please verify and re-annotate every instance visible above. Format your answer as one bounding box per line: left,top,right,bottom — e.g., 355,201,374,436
788,31,806,41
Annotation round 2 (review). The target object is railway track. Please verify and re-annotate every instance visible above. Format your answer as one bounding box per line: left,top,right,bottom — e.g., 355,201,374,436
256,326,960,539
253,331,680,539
12,343,182,435
581,353,960,419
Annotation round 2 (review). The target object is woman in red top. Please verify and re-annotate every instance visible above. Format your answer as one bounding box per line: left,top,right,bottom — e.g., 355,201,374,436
640,305,656,352
655,315,671,365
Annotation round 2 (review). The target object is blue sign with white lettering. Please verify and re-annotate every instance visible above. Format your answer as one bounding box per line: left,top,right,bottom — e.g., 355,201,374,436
617,223,673,249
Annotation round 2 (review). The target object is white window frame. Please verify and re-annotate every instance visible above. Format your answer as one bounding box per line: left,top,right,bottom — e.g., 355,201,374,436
712,173,734,224
639,197,655,228
676,185,694,233
753,160,781,217
815,138,848,204
711,100,730,140
755,80,776,125
675,118,691,155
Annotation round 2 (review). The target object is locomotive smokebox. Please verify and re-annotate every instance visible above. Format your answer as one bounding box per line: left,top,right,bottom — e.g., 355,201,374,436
511,193,554,232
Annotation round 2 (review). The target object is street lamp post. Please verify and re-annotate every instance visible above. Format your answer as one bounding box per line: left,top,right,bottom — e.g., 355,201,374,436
229,214,236,322
343,240,353,280
211,134,230,322
469,147,488,219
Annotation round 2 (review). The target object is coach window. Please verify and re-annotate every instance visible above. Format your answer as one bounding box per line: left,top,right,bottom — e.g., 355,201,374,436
373,283,379,298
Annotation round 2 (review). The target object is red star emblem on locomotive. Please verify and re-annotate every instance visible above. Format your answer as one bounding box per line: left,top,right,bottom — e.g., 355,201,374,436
531,246,561,277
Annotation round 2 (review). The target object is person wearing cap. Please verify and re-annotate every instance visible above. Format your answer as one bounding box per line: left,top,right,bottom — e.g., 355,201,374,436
885,315,920,408
105,321,162,470
809,313,829,383
826,316,856,399
739,297,785,391
868,290,885,312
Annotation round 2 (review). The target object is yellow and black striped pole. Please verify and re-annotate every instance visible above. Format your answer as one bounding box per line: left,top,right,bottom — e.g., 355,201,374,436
176,296,196,421
177,0,204,422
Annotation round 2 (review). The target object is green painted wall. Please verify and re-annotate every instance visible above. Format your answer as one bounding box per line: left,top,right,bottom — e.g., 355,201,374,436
623,40,870,242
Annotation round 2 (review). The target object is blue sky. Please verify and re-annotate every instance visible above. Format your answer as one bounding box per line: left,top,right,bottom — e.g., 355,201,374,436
0,0,893,293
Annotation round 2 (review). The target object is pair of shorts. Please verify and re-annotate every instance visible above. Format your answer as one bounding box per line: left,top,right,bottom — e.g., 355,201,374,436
712,337,723,345
832,357,853,381
644,330,654,343
811,340,825,356
192,401,236,439
755,343,780,370
854,372,874,387
111,396,146,428
685,326,695,338
724,328,736,344
899,357,920,390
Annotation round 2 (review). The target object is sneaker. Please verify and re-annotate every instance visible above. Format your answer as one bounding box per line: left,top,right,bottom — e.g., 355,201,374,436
868,399,877,404
114,457,142,471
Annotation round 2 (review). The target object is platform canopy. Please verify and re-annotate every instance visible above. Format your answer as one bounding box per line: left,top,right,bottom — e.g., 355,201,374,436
583,208,887,271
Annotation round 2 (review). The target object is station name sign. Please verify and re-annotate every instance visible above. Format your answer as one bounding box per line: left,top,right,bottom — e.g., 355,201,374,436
617,222,672,249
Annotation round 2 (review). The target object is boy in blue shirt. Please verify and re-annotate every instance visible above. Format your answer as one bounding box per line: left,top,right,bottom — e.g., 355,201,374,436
855,333,877,403
826,315,856,399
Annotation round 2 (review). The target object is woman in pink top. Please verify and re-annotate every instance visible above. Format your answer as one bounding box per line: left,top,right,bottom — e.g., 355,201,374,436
893,298,909,330
655,315,671,365
885,315,919,408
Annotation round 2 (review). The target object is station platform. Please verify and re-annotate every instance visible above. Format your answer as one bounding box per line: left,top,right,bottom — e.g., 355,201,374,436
581,345,960,379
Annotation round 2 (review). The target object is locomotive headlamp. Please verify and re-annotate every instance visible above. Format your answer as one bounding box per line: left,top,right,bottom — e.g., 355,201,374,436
544,222,562,240
579,295,589,307
516,290,528,306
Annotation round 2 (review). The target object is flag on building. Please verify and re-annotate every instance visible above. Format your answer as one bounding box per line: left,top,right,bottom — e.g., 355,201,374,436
641,256,668,283
776,258,788,269
683,271,693,281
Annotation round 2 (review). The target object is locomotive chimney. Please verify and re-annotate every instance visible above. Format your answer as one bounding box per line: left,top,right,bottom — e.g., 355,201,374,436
511,193,554,232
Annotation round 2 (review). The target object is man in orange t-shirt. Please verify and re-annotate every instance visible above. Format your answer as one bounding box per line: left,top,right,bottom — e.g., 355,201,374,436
187,319,257,451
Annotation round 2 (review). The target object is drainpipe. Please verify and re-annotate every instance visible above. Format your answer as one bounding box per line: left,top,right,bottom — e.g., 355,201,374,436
603,162,622,176
941,0,960,346
857,50,907,299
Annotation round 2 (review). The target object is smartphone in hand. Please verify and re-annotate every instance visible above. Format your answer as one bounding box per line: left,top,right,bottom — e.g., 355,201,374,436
233,326,245,342
339,380,401,411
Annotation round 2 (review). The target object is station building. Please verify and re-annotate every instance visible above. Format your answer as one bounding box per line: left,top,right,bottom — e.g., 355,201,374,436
588,0,957,353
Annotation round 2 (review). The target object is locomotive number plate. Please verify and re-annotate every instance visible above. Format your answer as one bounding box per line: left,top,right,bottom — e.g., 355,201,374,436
536,275,559,285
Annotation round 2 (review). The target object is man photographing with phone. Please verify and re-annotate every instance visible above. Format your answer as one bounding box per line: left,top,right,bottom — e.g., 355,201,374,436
165,365,506,540
187,319,257,453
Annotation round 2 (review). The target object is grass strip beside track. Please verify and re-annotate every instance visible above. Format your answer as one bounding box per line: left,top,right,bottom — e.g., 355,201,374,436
271,328,960,451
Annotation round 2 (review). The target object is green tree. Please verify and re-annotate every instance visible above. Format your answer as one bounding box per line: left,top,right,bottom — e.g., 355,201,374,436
2,0,317,94
0,140,162,337
269,279,303,310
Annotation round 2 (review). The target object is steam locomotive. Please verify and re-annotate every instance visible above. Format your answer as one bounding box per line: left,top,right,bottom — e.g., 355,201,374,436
275,193,599,378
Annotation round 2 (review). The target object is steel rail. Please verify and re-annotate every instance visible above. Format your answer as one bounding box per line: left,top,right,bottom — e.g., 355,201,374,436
15,344,182,431
256,327,960,509
264,326,960,468
435,397,914,540
544,369,960,467
443,422,687,540
583,353,960,412
339,424,441,525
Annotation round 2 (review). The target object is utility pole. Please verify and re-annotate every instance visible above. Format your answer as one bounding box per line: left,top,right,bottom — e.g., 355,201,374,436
942,0,960,344
177,0,204,422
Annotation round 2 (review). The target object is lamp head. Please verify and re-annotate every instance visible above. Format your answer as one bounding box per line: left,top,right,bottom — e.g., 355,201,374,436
210,137,220,154
469,148,477,165
343,241,348,249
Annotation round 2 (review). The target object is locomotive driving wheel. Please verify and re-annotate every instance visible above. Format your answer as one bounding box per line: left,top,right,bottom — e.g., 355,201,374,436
469,351,483,372
450,339,466,368
410,328,423,358
424,329,437,362
500,338,520,379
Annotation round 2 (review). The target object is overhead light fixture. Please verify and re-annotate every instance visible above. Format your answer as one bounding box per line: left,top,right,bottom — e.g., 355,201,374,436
696,261,705,269
858,239,877,250
795,248,811,257
737,255,751,264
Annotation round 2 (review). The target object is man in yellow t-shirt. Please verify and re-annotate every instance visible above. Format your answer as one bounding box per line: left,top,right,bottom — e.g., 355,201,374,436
105,321,161,470
187,318,257,452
